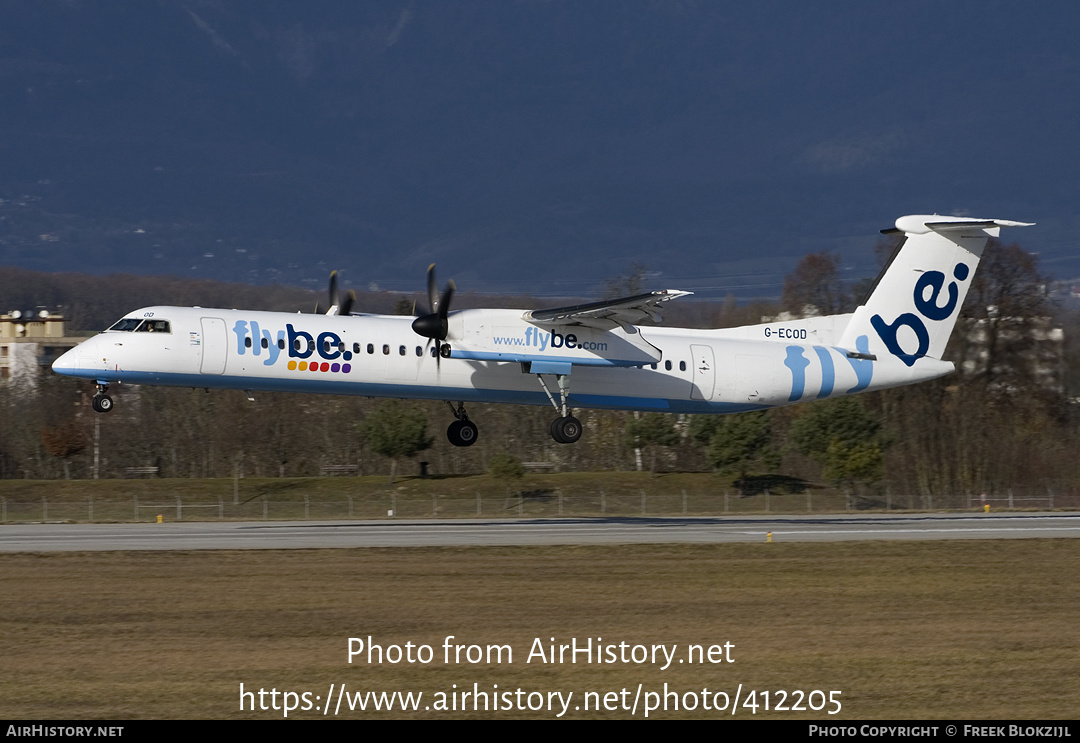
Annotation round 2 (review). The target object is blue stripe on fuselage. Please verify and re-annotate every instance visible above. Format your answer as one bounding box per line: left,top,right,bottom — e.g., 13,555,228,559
53,367,764,414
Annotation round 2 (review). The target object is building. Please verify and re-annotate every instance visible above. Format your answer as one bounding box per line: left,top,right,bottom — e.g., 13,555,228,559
0,309,83,382
958,311,1065,395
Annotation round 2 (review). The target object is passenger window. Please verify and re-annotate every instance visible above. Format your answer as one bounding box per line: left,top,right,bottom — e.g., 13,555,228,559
382,344,390,355
353,342,360,354
245,337,252,348
415,346,422,357
664,361,672,371
278,338,285,350
261,337,268,349
680,361,686,372
399,345,406,356
367,344,374,354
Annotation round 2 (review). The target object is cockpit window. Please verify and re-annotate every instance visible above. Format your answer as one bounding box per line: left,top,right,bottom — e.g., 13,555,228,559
137,320,171,333
108,318,143,332
108,318,171,333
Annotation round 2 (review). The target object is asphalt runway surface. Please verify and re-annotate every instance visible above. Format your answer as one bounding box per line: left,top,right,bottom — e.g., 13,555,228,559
1,512,1078,551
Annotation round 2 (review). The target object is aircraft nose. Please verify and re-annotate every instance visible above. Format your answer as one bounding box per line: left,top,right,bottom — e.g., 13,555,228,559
51,346,79,375
52,336,100,378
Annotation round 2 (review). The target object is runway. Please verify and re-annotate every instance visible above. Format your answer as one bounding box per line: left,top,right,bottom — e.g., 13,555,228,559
1,512,1078,551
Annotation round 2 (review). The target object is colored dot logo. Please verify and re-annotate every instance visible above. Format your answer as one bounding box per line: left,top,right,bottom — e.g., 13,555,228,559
288,360,351,373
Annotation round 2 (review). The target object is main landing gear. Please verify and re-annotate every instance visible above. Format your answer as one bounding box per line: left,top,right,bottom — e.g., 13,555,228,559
445,402,478,447
550,414,582,444
442,370,585,447
536,372,582,444
91,384,113,413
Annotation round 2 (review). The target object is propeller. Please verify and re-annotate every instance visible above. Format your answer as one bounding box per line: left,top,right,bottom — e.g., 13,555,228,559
317,271,356,316
412,264,455,363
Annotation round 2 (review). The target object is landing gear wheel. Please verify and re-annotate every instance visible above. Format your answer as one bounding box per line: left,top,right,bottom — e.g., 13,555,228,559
447,419,478,447
550,415,582,444
91,393,113,413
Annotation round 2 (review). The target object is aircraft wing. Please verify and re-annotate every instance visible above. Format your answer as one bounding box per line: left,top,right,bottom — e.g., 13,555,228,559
522,290,693,330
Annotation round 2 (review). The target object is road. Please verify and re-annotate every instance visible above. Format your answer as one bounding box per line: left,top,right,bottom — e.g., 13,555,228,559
1,512,1078,551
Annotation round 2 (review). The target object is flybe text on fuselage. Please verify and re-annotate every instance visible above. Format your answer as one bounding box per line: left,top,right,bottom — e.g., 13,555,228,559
230,320,352,369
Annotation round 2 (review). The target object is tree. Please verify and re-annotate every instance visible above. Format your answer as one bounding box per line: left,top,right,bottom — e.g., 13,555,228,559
789,397,883,493
689,411,779,490
623,413,679,474
488,452,525,483
602,262,649,299
780,252,848,317
953,239,1054,395
358,400,434,483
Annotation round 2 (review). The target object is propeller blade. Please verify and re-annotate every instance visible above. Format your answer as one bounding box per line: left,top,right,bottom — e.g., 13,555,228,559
439,280,455,321
326,271,340,315
427,264,439,314
339,290,356,316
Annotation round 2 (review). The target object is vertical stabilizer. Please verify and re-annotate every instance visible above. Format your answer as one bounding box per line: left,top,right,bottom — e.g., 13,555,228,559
838,215,1033,366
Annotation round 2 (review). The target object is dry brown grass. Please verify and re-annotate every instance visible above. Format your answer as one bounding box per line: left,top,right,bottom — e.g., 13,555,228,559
1,540,1078,719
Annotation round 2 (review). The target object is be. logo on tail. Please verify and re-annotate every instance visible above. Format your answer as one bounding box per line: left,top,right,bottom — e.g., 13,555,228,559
871,263,970,367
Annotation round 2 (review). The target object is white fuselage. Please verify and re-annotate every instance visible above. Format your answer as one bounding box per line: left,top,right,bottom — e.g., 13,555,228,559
52,305,951,414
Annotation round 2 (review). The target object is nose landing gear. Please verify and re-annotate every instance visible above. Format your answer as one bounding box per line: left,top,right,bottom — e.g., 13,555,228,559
91,384,113,413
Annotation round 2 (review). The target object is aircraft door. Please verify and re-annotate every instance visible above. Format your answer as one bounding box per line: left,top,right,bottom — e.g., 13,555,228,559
199,317,228,375
690,344,715,400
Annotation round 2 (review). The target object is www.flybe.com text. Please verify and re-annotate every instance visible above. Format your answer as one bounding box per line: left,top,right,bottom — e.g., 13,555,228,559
493,328,607,352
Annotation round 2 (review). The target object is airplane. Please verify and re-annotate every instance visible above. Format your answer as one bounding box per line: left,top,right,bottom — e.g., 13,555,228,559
51,215,1031,446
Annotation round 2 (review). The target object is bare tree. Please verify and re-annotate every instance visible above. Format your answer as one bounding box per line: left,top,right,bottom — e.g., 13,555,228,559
780,252,847,316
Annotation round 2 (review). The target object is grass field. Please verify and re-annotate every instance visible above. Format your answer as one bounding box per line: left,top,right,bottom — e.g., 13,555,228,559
2,539,1078,719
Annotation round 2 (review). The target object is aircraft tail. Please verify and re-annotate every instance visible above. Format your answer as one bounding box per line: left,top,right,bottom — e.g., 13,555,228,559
838,215,1033,366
